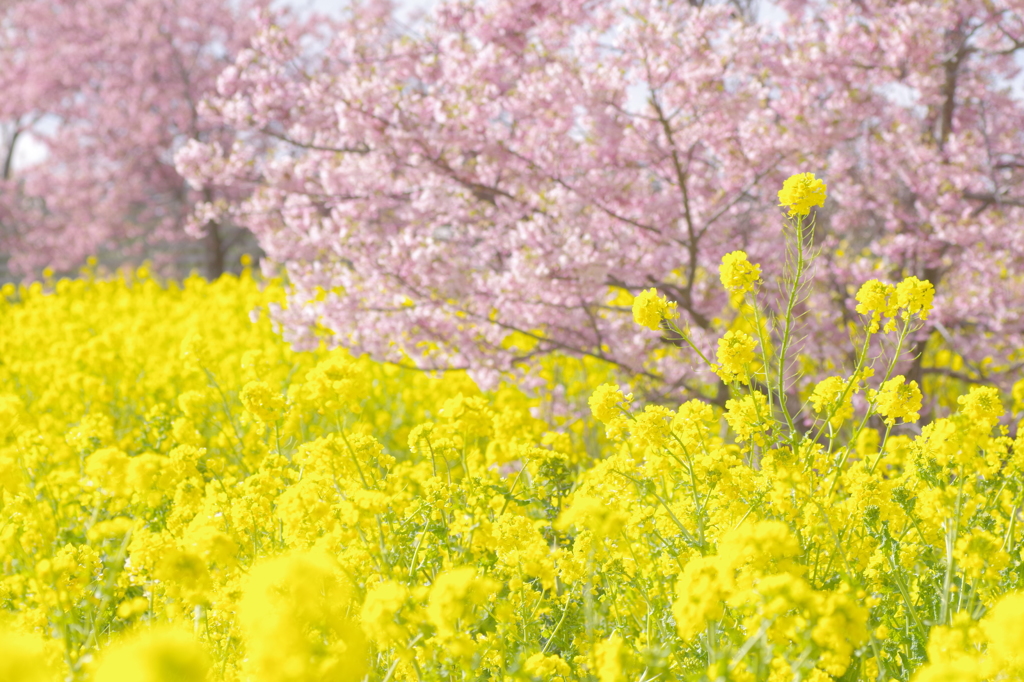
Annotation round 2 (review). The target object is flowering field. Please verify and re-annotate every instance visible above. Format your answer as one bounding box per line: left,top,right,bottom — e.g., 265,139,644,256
1,179,1023,682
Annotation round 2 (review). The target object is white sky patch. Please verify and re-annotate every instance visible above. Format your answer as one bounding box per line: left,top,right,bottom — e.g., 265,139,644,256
11,133,46,172
288,0,437,24
757,0,786,26
8,116,58,174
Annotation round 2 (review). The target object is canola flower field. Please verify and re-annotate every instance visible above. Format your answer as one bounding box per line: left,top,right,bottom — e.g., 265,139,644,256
1,176,1023,682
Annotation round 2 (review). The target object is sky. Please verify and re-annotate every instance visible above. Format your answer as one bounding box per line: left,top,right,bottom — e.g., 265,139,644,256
295,0,787,24
291,0,437,24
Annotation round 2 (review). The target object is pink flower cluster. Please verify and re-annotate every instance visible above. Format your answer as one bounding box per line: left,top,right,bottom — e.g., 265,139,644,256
0,0,294,277
178,0,1024,395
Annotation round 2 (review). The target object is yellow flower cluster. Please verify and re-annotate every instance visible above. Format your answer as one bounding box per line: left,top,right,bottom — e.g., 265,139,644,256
1,177,1022,682
873,375,923,426
0,266,618,682
674,521,868,680
631,287,677,331
810,375,855,429
719,251,761,295
777,171,827,216
713,330,758,385
856,276,935,333
914,596,1024,681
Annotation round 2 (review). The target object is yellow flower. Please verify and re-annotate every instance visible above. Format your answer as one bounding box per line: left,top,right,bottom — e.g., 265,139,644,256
855,279,898,334
240,552,367,682
895,276,935,320
241,348,270,380
631,404,673,448
239,379,286,428
631,288,677,331
719,251,761,295
9,208,1024,682
524,652,571,678
673,556,731,640
94,627,209,682
810,376,853,428
0,626,61,682
555,495,627,539
873,376,921,427
671,399,716,449
494,513,556,589
302,353,367,414
982,591,1024,670
916,613,987,682
360,580,409,645
179,331,211,370
954,529,1009,581
66,412,115,452
588,383,631,425
713,330,757,384
593,633,625,682
913,657,984,682
84,447,132,497
957,385,1003,430
426,567,497,637
0,393,23,439
176,389,212,419
724,391,771,446
777,172,827,217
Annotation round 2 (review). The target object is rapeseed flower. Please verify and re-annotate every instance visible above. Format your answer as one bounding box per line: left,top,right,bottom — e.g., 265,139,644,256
631,404,673,448
593,633,625,682
360,581,409,645
719,251,761,295
93,628,210,682
873,376,922,426
982,592,1024,670
588,383,632,438
426,567,497,638
855,279,898,333
957,385,1003,429
239,379,286,431
240,552,368,682
524,652,572,678
631,288,677,331
895,275,935,320
713,330,757,384
778,172,827,216
0,190,1014,682
810,376,854,428
0,627,60,682
724,391,771,445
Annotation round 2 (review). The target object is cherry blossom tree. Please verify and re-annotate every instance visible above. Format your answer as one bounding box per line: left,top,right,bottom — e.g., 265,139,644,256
178,0,1024,402
0,0,300,279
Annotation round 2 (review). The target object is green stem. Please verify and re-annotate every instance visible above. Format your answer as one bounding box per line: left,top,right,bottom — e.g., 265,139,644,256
540,594,575,655
940,466,966,625
776,214,812,437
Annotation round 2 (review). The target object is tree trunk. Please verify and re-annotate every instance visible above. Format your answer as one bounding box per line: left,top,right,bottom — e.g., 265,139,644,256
204,220,224,280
